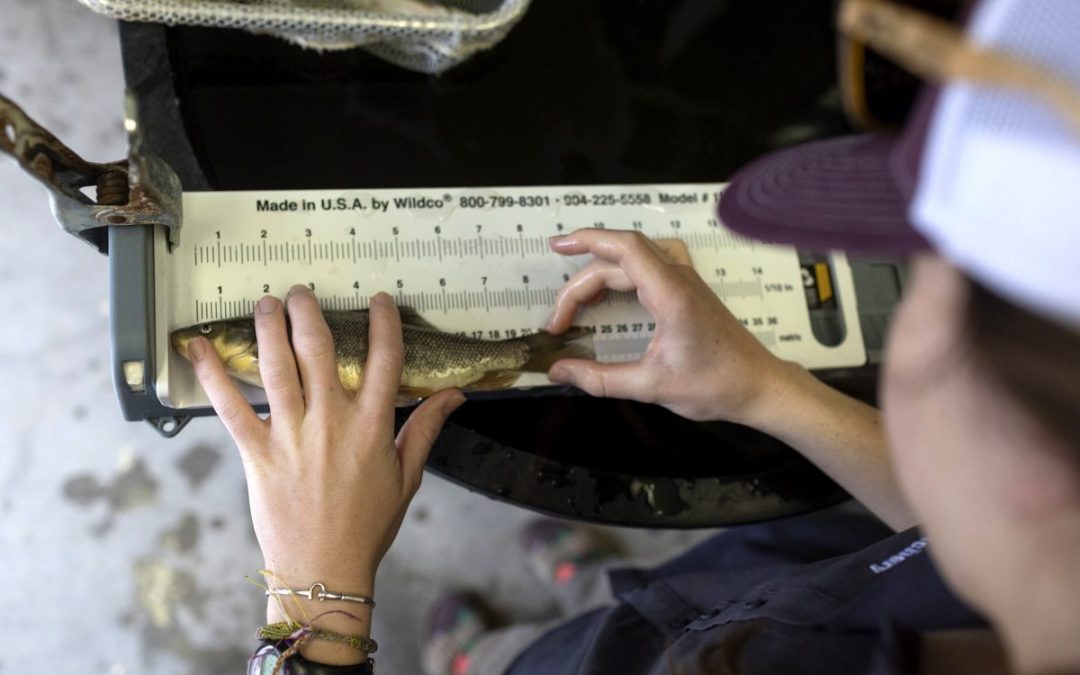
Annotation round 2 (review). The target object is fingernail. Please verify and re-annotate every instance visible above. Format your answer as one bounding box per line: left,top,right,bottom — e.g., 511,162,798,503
549,235,568,248
287,284,311,300
188,337,206,361
543,315,558,332
372,292,393,307
548,364,572,384
444,390,466,413
258,295,279,314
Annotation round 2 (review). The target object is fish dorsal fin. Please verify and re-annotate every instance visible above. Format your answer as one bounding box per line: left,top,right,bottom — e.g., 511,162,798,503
351,306,438,330
397,307,440,331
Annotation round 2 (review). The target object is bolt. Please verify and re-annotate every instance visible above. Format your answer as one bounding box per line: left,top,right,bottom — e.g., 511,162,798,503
96,170,129,206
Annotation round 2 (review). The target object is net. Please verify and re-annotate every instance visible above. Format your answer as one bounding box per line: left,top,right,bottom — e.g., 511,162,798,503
77,0,531,73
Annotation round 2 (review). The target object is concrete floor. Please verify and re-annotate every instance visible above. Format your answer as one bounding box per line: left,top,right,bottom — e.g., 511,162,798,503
0,3,711,673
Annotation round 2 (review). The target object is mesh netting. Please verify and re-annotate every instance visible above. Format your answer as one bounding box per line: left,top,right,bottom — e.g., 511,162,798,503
77,0,531,73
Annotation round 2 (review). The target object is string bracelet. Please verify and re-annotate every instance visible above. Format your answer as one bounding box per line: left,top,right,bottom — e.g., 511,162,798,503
259,621,379,655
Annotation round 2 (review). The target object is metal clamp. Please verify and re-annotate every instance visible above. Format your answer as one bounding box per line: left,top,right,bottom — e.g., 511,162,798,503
0,91,182,253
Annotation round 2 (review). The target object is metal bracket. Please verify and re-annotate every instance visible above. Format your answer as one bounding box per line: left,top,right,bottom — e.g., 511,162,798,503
0,91,182,254
146,415,193,438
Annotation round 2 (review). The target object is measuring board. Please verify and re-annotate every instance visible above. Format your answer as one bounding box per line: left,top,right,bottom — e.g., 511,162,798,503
155,184,865,409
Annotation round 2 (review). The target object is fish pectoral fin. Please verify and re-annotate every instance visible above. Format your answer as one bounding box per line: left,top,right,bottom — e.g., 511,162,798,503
233,371,264,388
466,370,522,391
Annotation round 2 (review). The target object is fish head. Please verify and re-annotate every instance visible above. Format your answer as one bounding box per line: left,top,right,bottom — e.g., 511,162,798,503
170,319,259,377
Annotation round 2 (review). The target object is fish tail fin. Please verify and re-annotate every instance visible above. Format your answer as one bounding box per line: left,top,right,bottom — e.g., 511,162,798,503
521,328,596,373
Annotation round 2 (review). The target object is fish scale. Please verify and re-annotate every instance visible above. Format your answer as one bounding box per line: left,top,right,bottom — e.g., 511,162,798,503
326,311,531,393
171,309,594,399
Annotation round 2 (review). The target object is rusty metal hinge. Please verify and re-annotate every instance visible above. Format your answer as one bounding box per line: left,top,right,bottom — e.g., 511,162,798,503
0,91,182,254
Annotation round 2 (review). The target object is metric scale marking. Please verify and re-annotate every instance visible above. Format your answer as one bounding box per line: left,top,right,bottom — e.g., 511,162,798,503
191,228,755,272
157,183,864,409
189,226,765,323
193,276,768,324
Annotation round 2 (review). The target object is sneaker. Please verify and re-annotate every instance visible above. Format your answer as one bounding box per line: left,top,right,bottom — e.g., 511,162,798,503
520,519,618,591
420,592,494,675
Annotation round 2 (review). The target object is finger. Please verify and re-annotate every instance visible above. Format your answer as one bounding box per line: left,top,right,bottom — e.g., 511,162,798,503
188,336,267,449
253,295,304,424
395,389,465,491
547,358,656,403
550,228,670,264
585,290,608,307
549,230,683,313
545,259,634,333
359,293,405,420
285,285,345,407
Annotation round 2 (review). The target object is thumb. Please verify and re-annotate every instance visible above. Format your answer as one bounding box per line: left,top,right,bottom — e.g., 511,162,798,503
548,359,653,402
396,388,466,488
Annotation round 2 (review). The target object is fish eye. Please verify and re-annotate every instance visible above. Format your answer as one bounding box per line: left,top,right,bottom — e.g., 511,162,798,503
199,324,213,335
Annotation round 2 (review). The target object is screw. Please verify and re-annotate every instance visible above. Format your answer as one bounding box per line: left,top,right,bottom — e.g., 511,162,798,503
96,170,129,206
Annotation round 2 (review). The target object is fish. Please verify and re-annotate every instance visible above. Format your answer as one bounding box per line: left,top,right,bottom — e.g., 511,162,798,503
170,308,595,400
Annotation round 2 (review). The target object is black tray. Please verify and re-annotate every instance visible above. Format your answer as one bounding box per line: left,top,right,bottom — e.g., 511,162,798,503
117,0,889,527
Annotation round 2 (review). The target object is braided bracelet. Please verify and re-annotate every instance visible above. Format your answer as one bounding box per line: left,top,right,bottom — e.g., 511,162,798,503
259,621,379,655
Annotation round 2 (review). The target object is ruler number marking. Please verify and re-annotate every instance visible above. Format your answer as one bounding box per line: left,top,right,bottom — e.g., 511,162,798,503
180,188,807,351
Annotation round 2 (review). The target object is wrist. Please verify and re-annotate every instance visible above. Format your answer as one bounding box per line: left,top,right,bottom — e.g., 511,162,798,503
265,594,375,625
263,556,378,597
734,359,817,433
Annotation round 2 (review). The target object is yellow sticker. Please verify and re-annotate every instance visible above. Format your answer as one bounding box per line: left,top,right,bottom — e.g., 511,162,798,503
815,262,834,304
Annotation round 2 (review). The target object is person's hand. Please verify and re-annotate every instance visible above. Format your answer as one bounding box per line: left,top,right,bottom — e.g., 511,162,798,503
187,286,464,662
545,229,793,425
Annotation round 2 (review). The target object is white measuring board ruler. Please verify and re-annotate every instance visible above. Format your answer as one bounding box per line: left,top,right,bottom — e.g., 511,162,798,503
155,184,865,409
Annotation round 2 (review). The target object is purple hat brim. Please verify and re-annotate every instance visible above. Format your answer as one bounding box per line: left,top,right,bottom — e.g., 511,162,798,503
718,134,931,255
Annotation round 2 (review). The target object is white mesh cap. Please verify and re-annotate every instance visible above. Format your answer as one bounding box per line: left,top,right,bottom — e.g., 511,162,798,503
76,0,531,74
912,0,1080,328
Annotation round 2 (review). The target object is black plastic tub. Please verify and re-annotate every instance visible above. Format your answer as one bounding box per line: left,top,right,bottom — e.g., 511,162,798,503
119,0,883,527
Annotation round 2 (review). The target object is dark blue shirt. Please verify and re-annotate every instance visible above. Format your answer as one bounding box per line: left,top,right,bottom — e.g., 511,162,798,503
507,511,985,674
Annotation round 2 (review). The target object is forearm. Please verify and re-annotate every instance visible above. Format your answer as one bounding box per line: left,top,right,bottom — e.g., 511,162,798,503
743,361,918,531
